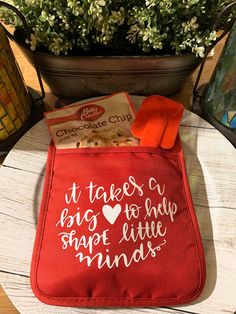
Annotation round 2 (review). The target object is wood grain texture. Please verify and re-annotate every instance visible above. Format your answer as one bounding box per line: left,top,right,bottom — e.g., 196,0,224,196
0,32,234,314
0,105,235,314
0,285,19,314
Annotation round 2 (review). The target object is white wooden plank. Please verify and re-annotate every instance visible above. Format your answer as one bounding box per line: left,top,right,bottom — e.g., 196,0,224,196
180,126,236,209
0,105,235,313
0,165,232,276
195,205,236,248
181,110,214,129
2,122,227,176
0,274,184,314
1,238,235,314
188,171,236,208
3,125,235,209
0,212,34,276
0,200,235,313
2,98,215,172
179,243,236,314
0,167,43,224
180,125,235,159
132,96,214,129
176,205,236,314
2,120,50,173
0,162,235,306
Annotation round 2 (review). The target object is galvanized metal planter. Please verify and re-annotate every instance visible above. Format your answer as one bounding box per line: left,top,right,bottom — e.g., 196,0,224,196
18,43,200,100
0,1,200,100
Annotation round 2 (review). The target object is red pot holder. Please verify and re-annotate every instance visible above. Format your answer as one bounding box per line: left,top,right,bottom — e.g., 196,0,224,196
30,137,206,307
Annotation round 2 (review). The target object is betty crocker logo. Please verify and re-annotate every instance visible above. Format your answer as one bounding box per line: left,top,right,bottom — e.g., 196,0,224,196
78,104,105,122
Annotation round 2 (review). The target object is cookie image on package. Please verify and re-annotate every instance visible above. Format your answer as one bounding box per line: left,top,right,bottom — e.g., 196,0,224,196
76,128,139,148
110,129,139,147
76,132,114,148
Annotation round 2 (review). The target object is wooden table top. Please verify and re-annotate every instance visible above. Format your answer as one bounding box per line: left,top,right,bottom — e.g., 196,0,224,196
0,34,236,314
0,92,236,313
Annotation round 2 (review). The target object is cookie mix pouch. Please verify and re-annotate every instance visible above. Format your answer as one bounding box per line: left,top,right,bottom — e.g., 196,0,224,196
30,96,206,307
44,92,138,149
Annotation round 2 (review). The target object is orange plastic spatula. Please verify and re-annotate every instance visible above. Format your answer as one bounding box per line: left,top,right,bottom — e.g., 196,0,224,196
140,114,168,147
131,95,184,149
160,107,184,149
131,96,168,146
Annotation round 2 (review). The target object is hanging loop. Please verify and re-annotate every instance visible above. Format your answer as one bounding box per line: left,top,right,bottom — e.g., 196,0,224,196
193,1,236,98
0,1,45,102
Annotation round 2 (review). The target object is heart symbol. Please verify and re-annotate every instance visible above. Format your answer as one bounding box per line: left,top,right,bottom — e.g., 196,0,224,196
102,204,121,225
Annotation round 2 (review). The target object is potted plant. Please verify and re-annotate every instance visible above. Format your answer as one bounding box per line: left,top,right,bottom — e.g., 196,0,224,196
0,0,232,99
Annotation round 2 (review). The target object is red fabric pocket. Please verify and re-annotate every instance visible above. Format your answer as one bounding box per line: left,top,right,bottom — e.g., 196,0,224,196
30,137,205,307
